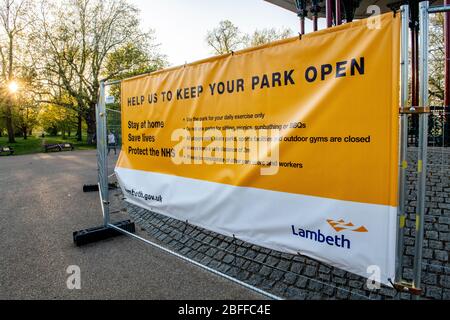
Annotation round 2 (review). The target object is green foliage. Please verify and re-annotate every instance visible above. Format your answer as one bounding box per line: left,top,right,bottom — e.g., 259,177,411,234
105,41,168,101
13,102,39,138
105,41,167,80
38,104,77,136
0,103,6,135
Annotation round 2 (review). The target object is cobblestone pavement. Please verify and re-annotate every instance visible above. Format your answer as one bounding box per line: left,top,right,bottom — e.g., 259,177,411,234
124,148,450,300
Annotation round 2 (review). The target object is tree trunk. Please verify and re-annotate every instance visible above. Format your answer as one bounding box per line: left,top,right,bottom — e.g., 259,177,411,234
86,104,96,145
23,126,27,140
5,100,15,143
77,112,82,141
6,25,15,143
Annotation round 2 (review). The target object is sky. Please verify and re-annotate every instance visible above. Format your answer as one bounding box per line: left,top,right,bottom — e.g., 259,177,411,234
129,0,326,66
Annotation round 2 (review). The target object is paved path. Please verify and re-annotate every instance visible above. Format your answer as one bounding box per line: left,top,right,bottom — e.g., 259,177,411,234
0,150,262,299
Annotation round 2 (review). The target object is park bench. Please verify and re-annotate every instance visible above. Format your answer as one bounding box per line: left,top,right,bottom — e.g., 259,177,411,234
44,143,74,153
0,146,14,156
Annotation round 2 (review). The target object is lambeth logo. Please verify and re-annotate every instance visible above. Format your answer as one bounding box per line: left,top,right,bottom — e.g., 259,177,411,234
291,219,368,250
326,219,368,233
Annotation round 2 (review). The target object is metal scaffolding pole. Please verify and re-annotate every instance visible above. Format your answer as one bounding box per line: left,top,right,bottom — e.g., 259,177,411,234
411,25,419,107
326,0,333,27
411,3,420,145
295,0,307,35
311,0,320,31
428,4,450,13
396,4,410,283
335,0,342,25
412,0,429,298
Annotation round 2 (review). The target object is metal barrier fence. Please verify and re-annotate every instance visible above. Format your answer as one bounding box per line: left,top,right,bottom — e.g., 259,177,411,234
93,2,449,300
396,2,449,299
98,81,281,300
408,108,448,147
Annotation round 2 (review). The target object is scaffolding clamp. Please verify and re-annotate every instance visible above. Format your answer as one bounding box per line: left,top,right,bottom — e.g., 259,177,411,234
391,280,423,296
399,106,431,114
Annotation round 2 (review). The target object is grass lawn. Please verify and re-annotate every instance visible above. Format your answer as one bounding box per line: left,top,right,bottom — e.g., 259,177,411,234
0,135,96,156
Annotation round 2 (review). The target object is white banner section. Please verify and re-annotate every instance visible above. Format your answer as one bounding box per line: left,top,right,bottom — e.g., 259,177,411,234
116,167,397,284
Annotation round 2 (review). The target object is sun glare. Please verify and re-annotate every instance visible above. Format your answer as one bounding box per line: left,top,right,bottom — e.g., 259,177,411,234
8,81,19,94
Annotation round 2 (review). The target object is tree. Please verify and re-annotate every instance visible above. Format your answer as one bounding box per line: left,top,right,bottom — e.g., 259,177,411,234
428,13,450,146
206,20,242,55
206,22,294,55
13,99,38,139
33,0,162,145
0,0,33,143
243,28,293,47
105,39,167,82
38,103,77,137
0,107,5,136
429,13,444,106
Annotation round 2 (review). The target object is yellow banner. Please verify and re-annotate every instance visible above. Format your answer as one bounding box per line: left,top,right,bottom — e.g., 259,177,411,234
118,13,400,207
